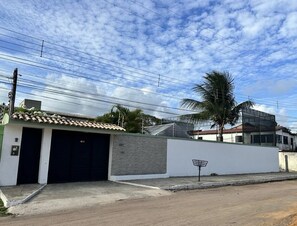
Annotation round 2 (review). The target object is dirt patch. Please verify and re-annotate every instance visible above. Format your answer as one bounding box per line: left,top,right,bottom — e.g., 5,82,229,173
0,199,12,217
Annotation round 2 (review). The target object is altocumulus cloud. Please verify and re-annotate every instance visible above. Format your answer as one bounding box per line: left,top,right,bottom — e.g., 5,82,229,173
0,0,296,124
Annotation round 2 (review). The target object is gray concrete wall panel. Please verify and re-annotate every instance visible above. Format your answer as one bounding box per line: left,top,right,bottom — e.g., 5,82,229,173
111,135,167,175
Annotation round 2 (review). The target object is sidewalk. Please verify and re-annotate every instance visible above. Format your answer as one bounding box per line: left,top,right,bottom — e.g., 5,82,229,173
123,172,297,191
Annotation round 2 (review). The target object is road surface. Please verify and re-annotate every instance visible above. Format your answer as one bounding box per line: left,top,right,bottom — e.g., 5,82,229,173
1,180,297,225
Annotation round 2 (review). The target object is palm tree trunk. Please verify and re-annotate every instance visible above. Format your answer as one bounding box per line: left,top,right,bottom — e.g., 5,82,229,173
219,125,224,142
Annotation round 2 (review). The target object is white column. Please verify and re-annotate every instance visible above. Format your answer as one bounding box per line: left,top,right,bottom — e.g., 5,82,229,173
38,128,52,184
108,134,114,180
0,125,23,186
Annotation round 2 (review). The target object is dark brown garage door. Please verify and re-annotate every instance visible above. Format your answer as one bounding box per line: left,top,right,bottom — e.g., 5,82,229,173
48,130,110,183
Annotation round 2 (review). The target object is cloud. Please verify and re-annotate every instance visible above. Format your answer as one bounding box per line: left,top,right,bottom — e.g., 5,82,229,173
28,74,107,117
279,12,297,38
242,78,297,97
0,83,9,104
253,104,278,115
112,86,175,118
0,0,296,123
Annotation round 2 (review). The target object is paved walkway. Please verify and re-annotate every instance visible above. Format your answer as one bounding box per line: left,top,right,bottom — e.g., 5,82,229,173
124,172,297,191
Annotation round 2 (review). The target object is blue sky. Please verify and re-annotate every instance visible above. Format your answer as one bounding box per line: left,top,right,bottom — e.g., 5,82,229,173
0,0,297,130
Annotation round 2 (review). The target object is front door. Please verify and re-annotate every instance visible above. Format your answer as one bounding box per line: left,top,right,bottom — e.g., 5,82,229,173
17,127,42,184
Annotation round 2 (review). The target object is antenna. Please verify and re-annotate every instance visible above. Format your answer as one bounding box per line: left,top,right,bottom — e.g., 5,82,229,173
40,40,44,57
158,74,160,87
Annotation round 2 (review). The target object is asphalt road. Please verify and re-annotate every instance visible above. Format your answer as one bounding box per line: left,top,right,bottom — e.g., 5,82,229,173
1,181,297,226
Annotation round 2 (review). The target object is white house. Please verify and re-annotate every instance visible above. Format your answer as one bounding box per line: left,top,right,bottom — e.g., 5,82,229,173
275,126,296,151
0,111,125,186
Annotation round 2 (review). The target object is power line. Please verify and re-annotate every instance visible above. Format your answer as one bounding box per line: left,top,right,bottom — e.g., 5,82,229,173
0,73,191,116
0,53,191,101
0,38,191,90
0,32,196,90
0,17,254,87
3,77,180,116
1,76,297,125
0,26,192,84
18,76,195,113
15,82,183,116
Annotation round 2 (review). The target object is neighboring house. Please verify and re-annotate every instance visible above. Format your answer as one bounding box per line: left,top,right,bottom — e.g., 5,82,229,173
144,122,194,138
189,108,279,147
276,126,296,151
190,124,296,151
190,124,247,143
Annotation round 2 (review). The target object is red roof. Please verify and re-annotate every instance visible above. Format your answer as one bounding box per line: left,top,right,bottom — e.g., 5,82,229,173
190,123,272,135
11,112,125,131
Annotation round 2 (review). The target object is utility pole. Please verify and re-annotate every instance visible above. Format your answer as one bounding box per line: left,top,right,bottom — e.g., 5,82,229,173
8,68,18,117
141,117,144,134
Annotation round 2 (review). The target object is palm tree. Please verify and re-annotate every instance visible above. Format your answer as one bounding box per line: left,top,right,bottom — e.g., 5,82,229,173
181,71,254,142
111,104,129,127
96,105,145,133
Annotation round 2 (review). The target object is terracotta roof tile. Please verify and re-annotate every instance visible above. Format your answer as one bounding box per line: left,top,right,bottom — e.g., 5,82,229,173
11,112,125,131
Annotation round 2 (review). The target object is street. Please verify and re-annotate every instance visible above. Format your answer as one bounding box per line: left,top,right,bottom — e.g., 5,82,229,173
1,181,297,226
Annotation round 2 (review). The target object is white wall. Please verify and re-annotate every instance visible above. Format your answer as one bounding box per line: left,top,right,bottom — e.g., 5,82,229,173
167,139,279,177
38,128,52,184
195,133,244,144
0,125,23,186
0,124,281,185
279,152,297,172
0,125,52,186
194,134,217,141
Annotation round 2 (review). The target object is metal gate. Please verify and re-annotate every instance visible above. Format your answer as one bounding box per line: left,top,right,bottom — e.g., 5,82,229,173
48,130,110,183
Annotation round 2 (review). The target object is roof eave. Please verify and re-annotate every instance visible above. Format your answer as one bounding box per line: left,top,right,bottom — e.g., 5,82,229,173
7,118,126,134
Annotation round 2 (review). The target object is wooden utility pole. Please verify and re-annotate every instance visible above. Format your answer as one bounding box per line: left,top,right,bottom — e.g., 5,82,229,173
8,68,18,117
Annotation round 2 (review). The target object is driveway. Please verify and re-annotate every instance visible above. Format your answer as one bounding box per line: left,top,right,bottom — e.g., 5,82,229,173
7,181,171,216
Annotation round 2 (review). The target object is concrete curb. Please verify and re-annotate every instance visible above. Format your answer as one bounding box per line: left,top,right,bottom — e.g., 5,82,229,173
113,180,161,190
0,184,46,207
167,175,297,191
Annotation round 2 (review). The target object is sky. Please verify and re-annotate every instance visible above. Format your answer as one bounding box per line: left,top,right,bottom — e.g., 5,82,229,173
0,0,296,130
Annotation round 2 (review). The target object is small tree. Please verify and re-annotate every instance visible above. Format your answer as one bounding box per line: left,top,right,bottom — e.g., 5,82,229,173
181,71,254,141
96,105,161,133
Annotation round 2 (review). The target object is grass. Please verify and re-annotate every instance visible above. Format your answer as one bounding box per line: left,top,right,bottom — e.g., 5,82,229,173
0,199,11,217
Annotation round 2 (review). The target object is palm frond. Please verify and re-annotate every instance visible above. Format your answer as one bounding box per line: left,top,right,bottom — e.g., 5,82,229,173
181,98,203,110
180,111,210,123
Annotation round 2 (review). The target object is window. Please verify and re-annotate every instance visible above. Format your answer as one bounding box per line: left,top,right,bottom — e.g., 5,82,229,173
198,137,203,140
284,136,288,145
276,135,282,144
235,136,243,142
252,134,274,144
253,135,260,143
261,134,274,143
